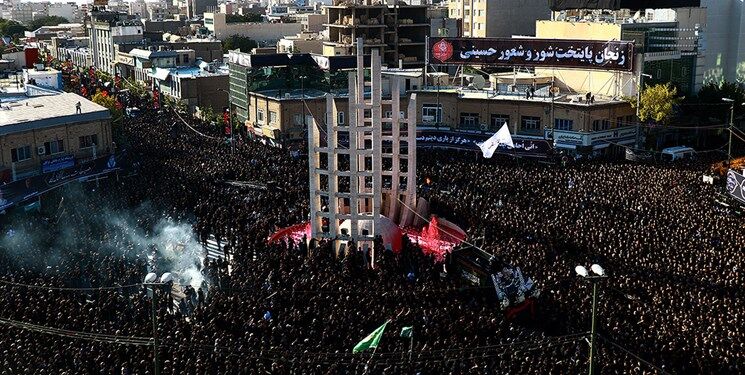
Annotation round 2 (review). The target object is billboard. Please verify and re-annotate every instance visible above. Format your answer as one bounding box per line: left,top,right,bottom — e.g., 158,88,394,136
727,170,745,204
429,38,634,71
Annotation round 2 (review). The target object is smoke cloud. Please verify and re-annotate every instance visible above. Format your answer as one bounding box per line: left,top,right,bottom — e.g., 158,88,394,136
0,185,208,290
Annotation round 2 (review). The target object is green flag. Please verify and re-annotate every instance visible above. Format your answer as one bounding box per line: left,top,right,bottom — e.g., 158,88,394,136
353,320,390,353
400,326,413,338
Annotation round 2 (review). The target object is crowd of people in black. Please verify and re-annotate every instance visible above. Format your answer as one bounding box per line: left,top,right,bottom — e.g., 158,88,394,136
0,75,743,374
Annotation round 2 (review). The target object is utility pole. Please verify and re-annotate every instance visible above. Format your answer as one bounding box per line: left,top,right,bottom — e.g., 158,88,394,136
151,286,159,375
575,264,607,375
723,98,735,165
635,72,652,150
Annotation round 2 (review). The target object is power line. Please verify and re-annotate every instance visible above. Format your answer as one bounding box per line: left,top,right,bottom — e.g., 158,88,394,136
0,278,143,291
597,334,671,375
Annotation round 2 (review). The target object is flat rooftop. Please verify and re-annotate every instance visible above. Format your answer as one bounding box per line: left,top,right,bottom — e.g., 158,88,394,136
0,92,110,136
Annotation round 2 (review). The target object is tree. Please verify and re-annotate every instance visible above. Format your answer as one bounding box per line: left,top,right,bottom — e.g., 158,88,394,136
0,19,27,38
222,35,258,53
92,91,122,120
27,16,69,30
225,13,263,23
631,83,683,125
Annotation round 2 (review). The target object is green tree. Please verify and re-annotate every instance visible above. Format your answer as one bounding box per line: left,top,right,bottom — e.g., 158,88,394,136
225,13,263,23
27,16,69,30
631,83,684,125
222,35,258,53
0,19,28,37
92,91,122,120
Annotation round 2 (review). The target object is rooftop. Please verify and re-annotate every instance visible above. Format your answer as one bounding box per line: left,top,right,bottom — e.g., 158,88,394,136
0,93,110,136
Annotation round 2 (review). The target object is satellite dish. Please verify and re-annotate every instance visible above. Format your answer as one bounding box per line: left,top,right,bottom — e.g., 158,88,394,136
471,75,486,90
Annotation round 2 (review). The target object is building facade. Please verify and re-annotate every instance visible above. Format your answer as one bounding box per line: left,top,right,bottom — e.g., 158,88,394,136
88,12,144,74
323,3,429,67
0,93,112,182
700,0,745,84
535,11,705,98
447,0,551,38
204,12,301,42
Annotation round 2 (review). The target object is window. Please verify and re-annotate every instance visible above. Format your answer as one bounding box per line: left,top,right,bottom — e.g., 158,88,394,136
79,134,98,149
269,111,277,124
422,104,442,123
592,119,611,131
616,116,624,127
464,10,470,16
554,119,573,131
521,116,541,131
337,111,345,125
385,110,405,119
183,54,189,64
11,145,32,162
44,139,64,155
257,109,265,124
490,114,509,129
460,112,479,127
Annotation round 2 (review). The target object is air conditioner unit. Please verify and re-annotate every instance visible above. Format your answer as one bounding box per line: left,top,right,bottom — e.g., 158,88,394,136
422,115,435,122
37,146,46,155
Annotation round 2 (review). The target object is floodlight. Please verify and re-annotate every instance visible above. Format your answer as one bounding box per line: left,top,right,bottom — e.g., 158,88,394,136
591,264,605,277
575,265,589,278
144,272,157,284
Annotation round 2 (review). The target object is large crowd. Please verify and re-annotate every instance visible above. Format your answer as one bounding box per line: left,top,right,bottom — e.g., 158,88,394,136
0,82,743,373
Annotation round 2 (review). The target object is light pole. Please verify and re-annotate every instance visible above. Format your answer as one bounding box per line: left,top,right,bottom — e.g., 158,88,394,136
144,272,172,375
635,73,652,149
575,264,607,375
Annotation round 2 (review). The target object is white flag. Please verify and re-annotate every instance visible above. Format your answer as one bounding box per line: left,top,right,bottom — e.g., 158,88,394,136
477,123,514,158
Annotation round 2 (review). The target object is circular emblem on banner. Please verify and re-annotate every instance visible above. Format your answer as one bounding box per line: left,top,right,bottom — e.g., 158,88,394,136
433,39,454,63
727,171,738,193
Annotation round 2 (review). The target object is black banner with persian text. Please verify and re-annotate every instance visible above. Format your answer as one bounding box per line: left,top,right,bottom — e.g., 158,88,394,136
429,38,634,71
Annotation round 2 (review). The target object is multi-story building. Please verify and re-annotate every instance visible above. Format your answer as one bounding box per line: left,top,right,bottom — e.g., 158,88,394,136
87,12,144,74
277,32,323,54
700,0,745,84
116,46,228,113
447,0,551,38
204,11,301,42
323,1,429,67
187,0,218,19
2,3,34,24
128,0,148,18
538,7,706,97
228,48,635,154
48,2,82,23
0,93,112,182
146,0,181,21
